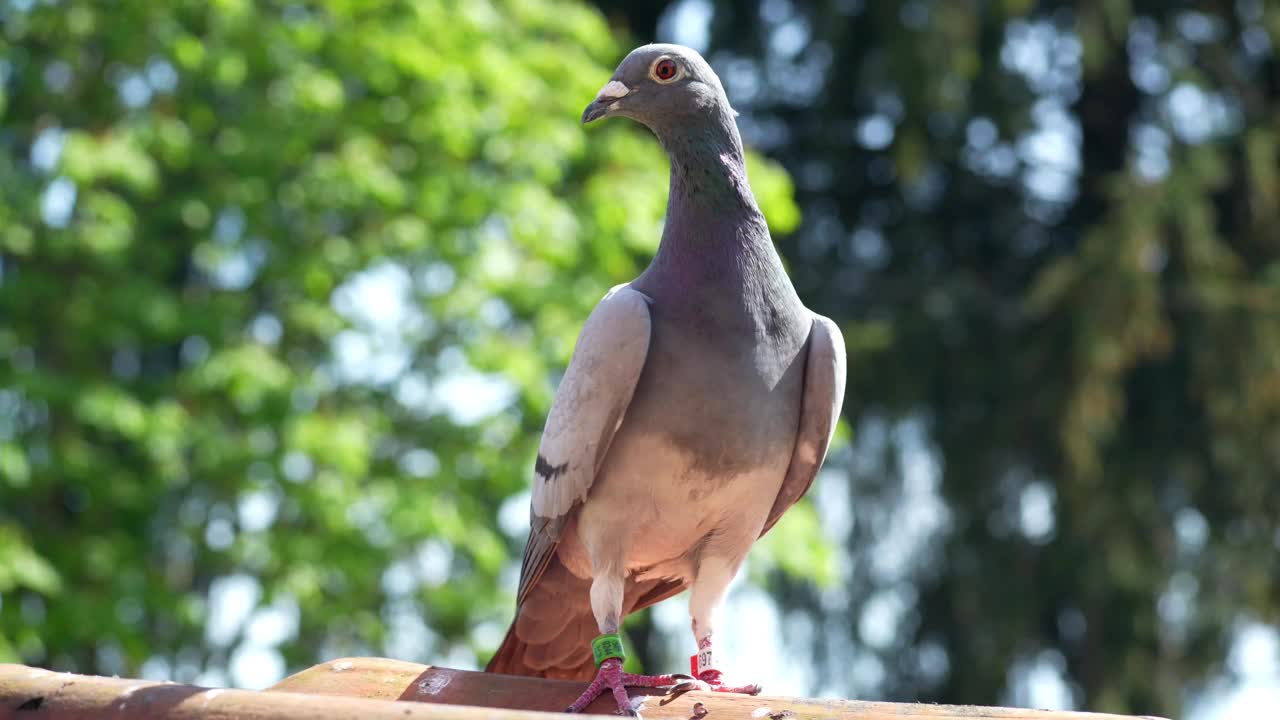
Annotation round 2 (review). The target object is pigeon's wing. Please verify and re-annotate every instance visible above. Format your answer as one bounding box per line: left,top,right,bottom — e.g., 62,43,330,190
516,284,652,607
760,313,846,537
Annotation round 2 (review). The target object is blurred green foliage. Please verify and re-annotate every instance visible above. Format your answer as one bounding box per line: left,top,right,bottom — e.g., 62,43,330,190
0,0,803,683
5,0,1279,717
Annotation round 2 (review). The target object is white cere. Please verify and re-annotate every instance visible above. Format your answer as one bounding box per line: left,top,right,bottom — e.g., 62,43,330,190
595,80,631,100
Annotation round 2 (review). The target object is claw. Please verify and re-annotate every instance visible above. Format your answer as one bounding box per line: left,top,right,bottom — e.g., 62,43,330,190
566,658,678,715
689,669,762,695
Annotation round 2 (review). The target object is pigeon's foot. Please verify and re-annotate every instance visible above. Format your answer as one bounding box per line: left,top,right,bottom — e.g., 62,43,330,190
566,658,684,715
672,668,762,695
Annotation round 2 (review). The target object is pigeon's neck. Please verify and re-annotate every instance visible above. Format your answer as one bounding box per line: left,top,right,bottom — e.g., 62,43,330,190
659,121,758,223
654,120,769,263
638,117,799,320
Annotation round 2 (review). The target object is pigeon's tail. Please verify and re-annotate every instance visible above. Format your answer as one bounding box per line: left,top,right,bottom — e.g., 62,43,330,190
485,557,597,680
486,618,597,680
485,557,689,681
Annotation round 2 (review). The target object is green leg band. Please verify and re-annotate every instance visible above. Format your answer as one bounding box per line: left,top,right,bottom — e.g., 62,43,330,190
592,633,625,665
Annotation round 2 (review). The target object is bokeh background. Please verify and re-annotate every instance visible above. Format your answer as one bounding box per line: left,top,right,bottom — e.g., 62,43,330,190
2,1,1278,718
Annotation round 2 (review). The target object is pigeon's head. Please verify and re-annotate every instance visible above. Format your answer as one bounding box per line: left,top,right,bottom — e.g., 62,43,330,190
582,44,736,136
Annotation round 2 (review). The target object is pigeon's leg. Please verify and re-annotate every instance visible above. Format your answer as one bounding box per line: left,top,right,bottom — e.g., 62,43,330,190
681,555,762,695
565,565,683,715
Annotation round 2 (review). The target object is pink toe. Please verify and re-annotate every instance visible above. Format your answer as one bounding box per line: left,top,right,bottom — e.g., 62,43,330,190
620,672,684,688
712,682,762,694
695,669,762,695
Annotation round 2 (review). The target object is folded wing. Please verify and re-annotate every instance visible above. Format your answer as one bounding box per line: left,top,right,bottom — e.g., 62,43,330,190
760,314,847,537
516,284,653,607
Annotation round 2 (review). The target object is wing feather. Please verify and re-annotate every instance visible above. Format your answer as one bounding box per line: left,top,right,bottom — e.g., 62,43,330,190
760,313,847,537
515,284,652,606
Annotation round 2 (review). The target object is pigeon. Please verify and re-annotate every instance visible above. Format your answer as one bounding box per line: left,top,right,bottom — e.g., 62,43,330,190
486,43,846,715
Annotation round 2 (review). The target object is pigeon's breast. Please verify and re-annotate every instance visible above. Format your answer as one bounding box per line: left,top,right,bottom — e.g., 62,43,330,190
633,296,807,471
565,300,811,571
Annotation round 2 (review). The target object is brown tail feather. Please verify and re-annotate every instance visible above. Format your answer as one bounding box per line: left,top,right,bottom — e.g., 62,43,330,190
485,557,689,679
485,621,596,680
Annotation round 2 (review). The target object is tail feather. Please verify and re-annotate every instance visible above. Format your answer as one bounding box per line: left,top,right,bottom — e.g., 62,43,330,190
485,557,689,680
486,556,598,680
486,621,596,680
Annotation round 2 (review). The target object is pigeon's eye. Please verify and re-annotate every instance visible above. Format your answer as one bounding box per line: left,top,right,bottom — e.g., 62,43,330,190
653,58,679,82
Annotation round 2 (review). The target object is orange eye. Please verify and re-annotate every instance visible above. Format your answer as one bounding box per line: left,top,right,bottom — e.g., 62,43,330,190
654,59,678,81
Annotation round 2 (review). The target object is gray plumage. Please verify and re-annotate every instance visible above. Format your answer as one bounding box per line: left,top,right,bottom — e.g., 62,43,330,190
488,43,846,682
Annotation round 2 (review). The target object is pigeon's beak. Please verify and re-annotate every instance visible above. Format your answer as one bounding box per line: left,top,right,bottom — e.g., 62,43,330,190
582,80,631,124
